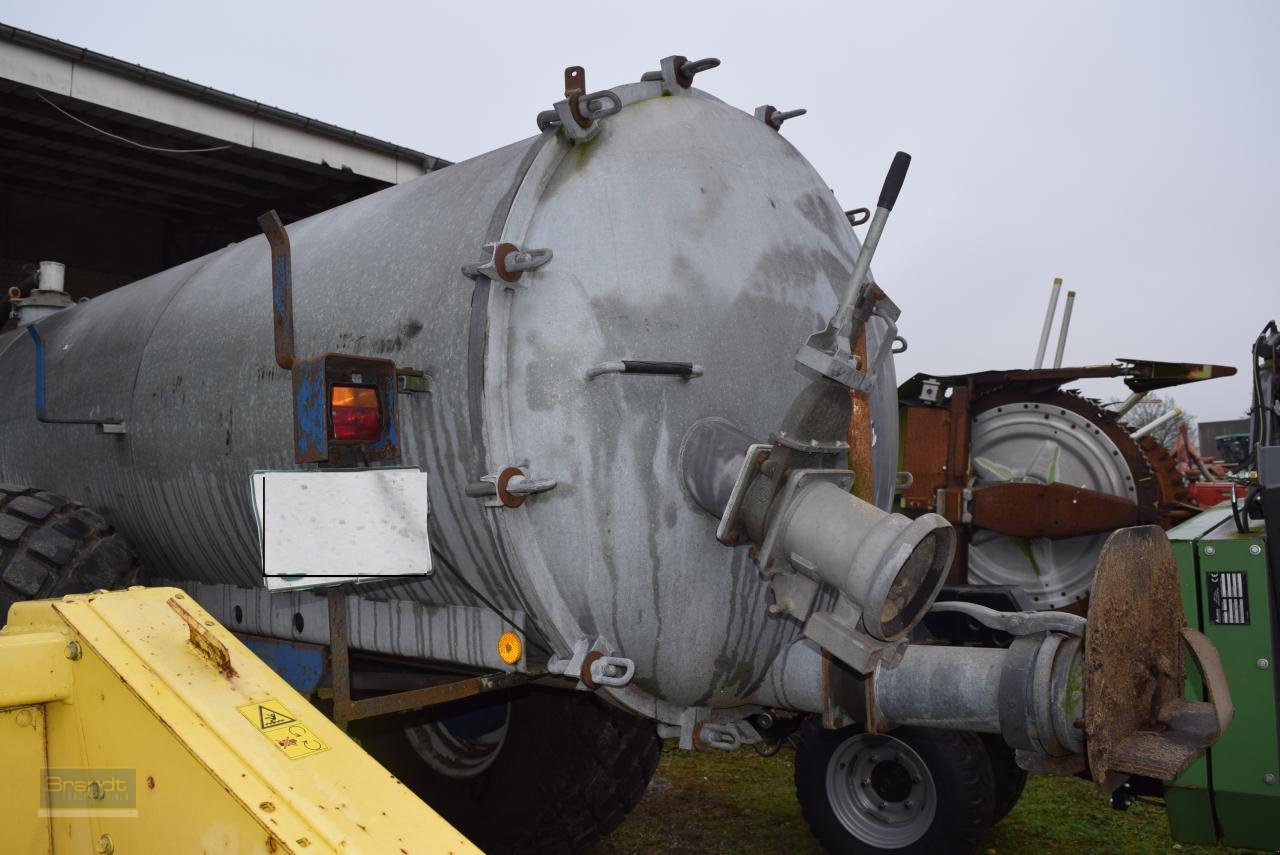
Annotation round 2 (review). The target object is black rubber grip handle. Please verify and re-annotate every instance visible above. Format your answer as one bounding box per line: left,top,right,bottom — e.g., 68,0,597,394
621,360,696,377
877,151,912,211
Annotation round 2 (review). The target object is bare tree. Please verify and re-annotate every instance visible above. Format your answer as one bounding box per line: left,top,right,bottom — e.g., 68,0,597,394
1114,395,1196,449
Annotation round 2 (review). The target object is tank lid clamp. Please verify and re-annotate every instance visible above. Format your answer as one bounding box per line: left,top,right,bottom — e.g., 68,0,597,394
465,465,557,509
461,242,553,286
655,708,762,751
547,637,635,691
535,65,623,143
754,105,807,131
639,55,721,94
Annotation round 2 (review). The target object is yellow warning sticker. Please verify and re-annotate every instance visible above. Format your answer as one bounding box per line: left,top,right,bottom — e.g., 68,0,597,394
238,699,329,760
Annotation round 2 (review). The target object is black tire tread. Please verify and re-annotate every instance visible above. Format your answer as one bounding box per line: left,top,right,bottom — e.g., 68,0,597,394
503,691,661,853
361,687,660,854
0,485,142,622
980,733,1028,824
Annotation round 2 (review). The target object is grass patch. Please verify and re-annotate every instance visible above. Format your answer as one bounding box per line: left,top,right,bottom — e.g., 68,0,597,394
596,742,1249,854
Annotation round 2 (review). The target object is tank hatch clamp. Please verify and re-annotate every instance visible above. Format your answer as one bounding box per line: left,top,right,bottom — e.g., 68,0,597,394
535,65,622,143
465,465,558,509
639,54,721,95
461,241,553,286
546,637,635,690
258,210,418,465
655,707,762,752
754,105,807,131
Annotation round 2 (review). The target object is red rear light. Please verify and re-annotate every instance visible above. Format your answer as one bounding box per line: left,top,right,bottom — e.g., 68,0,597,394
330,385,381,442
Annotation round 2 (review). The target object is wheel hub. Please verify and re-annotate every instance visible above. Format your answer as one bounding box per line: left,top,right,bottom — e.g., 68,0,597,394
967,398,1141,609
826,733,936,847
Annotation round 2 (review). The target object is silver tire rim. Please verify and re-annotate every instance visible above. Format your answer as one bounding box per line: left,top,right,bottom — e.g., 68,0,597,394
826,732,937,848
404,706,510,780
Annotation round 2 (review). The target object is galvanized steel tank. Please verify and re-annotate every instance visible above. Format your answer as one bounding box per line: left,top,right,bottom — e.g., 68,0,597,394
0,78,897,724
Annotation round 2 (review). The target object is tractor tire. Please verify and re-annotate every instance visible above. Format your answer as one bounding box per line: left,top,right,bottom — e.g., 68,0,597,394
0,484,143,623
980,733,1027,824
795,718,995,855
356,685,661,853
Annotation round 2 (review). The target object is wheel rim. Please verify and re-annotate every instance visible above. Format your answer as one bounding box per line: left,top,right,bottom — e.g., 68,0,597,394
404,702,510,779
825,732,937,847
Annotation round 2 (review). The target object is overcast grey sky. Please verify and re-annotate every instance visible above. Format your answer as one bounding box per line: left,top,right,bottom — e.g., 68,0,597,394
5,0,1276,424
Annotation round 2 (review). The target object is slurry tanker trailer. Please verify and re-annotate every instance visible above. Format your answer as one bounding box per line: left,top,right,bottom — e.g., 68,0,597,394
0,57,1232,853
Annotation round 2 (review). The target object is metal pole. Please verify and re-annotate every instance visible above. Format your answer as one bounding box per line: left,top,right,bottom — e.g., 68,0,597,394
830,152,912,344
1114,391,1148,417
1052,290,1076,369
1034,277,1063,369
1132,407,1183,439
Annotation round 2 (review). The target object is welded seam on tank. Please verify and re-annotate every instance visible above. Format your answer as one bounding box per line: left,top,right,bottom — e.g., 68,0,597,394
461,132,562,611
121,249,233,420
120,251,249,584
0,327,27,360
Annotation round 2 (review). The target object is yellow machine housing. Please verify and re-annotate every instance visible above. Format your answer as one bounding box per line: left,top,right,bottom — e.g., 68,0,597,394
0,586,476,855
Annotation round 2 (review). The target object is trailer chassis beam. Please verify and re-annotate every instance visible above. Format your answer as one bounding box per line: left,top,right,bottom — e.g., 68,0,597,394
326,587,540,725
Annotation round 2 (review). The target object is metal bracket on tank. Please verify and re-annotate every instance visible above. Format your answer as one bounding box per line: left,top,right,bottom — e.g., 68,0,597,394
25,324,126,433
534,66,622,144
461,242,553,286
639,55,721,95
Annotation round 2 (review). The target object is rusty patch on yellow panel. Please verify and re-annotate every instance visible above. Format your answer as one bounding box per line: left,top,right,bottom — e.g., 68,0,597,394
167,596,237,678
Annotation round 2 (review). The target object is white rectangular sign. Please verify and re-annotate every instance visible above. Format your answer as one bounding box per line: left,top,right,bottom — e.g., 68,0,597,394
251,468,432,591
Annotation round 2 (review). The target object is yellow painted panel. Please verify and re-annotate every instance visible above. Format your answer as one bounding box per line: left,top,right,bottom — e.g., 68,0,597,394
2,589,477,854
0,706,52,855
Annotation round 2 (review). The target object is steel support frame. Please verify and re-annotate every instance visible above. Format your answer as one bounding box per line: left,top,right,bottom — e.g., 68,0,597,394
325,587,536,725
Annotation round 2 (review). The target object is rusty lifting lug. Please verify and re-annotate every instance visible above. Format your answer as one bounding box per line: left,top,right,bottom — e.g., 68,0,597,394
640,55,721,94
754,104,807,131
535,65,622,144
461,241,553,286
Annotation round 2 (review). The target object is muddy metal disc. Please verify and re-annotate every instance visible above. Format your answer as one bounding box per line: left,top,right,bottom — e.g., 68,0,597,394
1084,526,1187,787
967,392,1153,610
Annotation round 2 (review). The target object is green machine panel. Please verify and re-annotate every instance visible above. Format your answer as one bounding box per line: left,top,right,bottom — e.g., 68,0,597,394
1166,505,1280,851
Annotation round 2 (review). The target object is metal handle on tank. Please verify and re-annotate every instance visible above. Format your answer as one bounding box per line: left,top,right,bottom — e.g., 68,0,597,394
585,361,704,381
